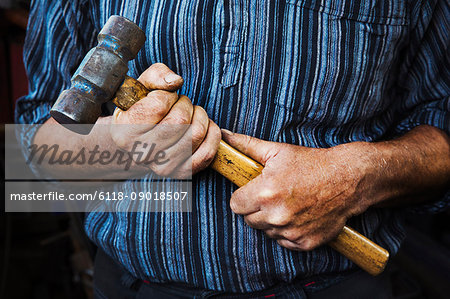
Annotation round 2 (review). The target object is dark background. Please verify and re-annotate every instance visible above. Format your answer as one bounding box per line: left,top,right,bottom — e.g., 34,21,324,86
1,1,449,298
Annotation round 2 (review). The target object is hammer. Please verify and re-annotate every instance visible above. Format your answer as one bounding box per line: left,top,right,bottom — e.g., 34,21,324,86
50,15,389,275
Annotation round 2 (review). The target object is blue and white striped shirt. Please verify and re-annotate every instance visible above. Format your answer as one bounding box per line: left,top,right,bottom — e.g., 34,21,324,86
16,0,449,293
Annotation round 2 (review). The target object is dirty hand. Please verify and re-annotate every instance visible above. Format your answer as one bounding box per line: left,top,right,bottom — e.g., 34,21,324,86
111,63,221,178
222,130,375,251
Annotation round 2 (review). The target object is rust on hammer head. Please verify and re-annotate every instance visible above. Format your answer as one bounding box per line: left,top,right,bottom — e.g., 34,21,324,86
50,15,146,134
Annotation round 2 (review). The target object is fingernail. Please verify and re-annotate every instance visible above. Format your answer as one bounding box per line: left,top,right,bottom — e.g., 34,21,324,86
164,73,181,84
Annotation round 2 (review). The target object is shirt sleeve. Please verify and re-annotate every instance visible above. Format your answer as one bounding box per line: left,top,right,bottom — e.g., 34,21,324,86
393,0,449,213
15,0,97,146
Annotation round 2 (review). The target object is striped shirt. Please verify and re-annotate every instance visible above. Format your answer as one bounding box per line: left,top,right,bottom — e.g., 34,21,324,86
16,0,449,293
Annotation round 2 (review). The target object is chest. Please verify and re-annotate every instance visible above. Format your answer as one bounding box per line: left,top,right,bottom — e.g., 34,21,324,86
89,0,410,142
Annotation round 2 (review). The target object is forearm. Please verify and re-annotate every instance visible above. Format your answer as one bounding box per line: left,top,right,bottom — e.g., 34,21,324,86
32,116,148,178
336,125,450,210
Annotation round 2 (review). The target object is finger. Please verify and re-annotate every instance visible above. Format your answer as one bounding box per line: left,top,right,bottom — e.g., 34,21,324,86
307,218,346,246
158,105,209,156
245,207,298,235
158,95,194,126
276,239,303,251
113,90,178,125
190,120,221,173
229,175,273,215
221,129,276,165
171,120,221,178
277,232,328,251
146,97,196,177
111,91,179,148
150,106,208,177
284,237,324,251
244,212,272,230
190,106,210,153
138,96,193,153
243,203,293,230
138,63,184,91
269,227,304,242
148,133,192,178
264,227,303,243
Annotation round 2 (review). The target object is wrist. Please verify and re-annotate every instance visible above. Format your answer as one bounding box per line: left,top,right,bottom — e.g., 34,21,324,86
330,141,394,211
331,127,450,210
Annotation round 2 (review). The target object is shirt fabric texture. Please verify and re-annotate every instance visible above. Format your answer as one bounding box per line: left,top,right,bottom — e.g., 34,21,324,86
16,0,450,294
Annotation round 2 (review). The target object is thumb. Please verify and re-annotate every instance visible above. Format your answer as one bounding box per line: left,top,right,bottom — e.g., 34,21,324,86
221,129,276,165
138,63,184,91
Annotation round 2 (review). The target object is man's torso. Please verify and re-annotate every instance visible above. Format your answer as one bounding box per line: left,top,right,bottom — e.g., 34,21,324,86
84,0,409,293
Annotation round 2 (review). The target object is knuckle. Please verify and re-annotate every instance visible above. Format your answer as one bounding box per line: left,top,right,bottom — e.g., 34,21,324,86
151,105,169,120
110,130,133,151
129,108,149,123
195,109,209,128
165,97,193,124
166,111,191,125
150,62,167,72
266,213,289,227
202,149,216,165
171,169,191,180
243,216,255,227
193,107,209,132
151,90,175,103
266,215,281,226
210,121,222,141
256,187,276,204
151,164,174,177
112,136,128,150
122,101,154,124
191,123,207,144
276,239,294,250
153,62,166,68
278,208,294,225
194,150,215,171
265,229,278,239
229,196,241,213
149,89,167,97
299,238,317,251
282,230,300,242
148,96,171,117
178,95,192,104
196,105,207,115
257,180,282,199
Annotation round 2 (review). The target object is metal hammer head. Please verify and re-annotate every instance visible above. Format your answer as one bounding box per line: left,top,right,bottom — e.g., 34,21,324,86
50,15,146,134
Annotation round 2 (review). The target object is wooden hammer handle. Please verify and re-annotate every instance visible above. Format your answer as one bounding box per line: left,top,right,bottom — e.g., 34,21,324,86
113,76,389,276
